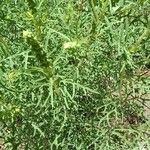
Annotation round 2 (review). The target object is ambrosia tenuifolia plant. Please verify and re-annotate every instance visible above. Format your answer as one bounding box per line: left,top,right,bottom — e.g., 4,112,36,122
0,0,150,149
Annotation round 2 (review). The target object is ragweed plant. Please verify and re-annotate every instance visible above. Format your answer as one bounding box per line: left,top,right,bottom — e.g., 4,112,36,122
0,0,150,149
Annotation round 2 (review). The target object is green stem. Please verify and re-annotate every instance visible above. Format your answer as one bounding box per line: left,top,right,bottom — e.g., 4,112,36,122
26,37,51,68
88,0,98,23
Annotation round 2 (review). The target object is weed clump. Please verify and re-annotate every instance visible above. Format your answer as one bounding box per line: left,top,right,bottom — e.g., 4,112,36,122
0,0,150,149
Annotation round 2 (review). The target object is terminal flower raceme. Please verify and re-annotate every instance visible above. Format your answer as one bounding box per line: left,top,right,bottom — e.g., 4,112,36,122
63,41,80,49
23,30,32,38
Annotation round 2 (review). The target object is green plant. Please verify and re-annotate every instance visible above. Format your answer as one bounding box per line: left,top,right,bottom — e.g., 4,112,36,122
0,0,150,149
